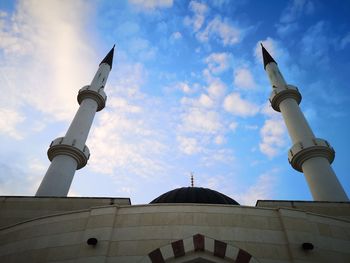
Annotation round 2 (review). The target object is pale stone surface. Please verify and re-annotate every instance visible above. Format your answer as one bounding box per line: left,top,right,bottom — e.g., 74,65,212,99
205,237,215,253
183,235,195,252
0,200,349,263
0,196,130,229
90,206,117,216
107,256,146,262
78,240,110,257
256,200,350,222
76,256,107,263
160,244,174,260
225,244,239,259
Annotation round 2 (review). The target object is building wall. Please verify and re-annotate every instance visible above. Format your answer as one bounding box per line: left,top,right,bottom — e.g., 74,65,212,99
256,200,350,220
0,203,349,263
0,196,130,228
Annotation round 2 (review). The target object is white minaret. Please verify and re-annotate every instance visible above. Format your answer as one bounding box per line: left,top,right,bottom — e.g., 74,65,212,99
36,46,115,196
261,44,348,201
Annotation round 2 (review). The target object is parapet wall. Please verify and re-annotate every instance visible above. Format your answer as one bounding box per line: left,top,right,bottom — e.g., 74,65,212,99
256,200,350,220
0,196,130,228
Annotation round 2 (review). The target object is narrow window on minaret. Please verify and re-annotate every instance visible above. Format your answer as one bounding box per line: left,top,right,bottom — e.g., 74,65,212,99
98,73,101,79
102,78,105,83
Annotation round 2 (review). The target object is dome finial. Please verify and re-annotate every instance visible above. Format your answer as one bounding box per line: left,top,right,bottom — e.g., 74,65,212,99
190,172,194,187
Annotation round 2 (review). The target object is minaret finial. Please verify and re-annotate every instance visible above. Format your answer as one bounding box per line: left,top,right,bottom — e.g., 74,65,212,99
99,45,115,69
261,43,277,70
190,172,194,187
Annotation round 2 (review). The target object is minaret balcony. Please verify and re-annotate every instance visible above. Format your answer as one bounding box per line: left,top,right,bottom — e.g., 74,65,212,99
288,138,335,172
269,84,302,112
47,137,90,169
77,85,107,111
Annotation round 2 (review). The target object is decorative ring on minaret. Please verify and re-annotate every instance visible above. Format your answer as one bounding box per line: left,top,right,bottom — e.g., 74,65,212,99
47,137,90,169
269,84,302,112
288,138,335,172
77,85,107,111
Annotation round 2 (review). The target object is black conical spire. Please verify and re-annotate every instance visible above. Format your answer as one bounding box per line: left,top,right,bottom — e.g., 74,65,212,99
99,45,115,69
261,43,277,69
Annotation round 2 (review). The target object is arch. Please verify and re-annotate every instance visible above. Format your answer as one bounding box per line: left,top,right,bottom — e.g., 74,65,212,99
139,233,260,263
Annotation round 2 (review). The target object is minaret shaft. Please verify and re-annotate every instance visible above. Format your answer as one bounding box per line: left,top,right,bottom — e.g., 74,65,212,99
36,156,78,196
279,98,315,143
36,47,114,197
262,46,348,201
266,62,287,88
303,157,345,201
65,99,98,148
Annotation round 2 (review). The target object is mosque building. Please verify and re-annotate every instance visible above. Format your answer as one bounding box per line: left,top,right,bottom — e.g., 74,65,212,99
0,44,349,263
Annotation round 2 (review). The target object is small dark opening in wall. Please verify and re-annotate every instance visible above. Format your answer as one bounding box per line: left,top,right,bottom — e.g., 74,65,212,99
302,242,314,250
87,237,98,246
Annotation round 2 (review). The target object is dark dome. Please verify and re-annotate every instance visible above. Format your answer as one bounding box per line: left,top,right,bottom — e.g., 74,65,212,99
150,187,239,205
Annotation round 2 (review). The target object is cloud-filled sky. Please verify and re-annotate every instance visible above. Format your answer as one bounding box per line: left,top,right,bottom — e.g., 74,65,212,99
0,0,349,205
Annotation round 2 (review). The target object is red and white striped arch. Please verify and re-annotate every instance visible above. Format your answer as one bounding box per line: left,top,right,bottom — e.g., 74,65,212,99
140,233,260,263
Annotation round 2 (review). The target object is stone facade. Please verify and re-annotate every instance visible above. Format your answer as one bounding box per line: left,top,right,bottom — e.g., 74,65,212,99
0,197,349,263
0,196,130,228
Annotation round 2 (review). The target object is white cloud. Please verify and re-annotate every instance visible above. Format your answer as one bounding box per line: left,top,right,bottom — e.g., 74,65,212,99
207,77,227,98
171,31,182,40
276,22,299,36
229,122,238,131
234,67,256,89
129,0,173,11
244,124,258,130
277,0,314,36
90,128,163,177
223,92,259,117
340,33,350,49
214,135,225,145
177,136,202,155
184,1,208,32
85,61,170,179
259,118,286,158
301,21,331,65
180,108,222,134
200,148,235,166
0,157,44,195
0,0,96,121
28,157,46,173
260,101,279,118
108,97,142,113
238,170,278,205
280,0,314,24
259,102,287,158
129,37,157,60
176,82,193,94
197,16,241,46
205,52,230,74
0,108,25,139
198,94,214,108
89,103,167,178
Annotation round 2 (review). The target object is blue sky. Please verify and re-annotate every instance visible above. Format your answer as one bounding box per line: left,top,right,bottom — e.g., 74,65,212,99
0,0,349,205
